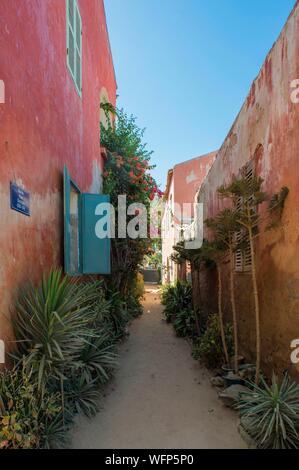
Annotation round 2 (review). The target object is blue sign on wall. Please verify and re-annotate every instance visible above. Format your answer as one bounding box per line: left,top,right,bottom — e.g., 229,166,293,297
10,182,30,217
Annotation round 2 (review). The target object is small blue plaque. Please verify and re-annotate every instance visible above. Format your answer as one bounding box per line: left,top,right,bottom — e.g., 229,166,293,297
10,182,30,217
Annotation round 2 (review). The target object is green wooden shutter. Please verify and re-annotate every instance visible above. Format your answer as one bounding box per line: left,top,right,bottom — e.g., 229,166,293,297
81,194,111,275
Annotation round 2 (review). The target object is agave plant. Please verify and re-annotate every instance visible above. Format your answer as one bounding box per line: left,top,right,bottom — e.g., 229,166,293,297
12,269,100,392
237,373,299,449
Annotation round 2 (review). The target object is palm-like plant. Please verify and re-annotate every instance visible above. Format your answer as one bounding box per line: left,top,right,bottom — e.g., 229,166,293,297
12,269,100,392
219,175,289,383
238,374,299,449
206,209,242,373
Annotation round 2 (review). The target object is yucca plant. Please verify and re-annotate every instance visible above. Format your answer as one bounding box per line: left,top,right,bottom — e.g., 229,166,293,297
237,373,299,449
64,375,102,418
12,269,100,393
171,242,202,335
161,281,193,323
77,331,118,385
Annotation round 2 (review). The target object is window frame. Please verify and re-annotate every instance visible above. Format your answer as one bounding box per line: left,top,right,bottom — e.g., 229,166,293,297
64,165,82,276
66,0,82,97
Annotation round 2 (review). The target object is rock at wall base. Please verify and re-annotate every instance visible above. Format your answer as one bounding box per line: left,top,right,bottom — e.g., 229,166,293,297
218,385,250,408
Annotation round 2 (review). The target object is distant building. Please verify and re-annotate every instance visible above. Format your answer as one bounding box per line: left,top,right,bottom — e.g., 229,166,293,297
162,152,216,284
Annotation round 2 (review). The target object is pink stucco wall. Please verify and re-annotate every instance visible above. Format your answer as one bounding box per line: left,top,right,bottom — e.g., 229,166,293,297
0,0,116,348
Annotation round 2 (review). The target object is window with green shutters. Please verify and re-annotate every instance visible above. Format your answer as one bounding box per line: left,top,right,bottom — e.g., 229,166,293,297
64,165,111,276
66,0,82,96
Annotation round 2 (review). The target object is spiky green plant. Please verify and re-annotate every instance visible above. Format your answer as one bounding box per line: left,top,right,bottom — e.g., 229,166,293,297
12,269,100,393
64,375,102,418
161,281,192,324
77,332,118,385
238,374,299,449
171,242,202,335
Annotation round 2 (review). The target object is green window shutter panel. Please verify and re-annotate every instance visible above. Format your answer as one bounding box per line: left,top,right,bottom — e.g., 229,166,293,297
81,194,111,275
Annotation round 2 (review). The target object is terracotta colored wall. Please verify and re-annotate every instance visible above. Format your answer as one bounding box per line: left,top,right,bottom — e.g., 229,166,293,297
173,152,216,212
198,2,299,376
0,0,116,348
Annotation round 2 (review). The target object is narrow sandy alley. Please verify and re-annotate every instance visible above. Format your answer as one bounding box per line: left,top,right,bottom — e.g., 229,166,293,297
71,286,246,449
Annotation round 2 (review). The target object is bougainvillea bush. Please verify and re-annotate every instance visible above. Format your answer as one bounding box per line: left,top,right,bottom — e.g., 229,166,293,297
100,105,162,295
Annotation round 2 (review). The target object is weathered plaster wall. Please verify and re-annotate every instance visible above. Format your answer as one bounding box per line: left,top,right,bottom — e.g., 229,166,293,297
198,2,299,376
173,152,217,214
0,0,116,349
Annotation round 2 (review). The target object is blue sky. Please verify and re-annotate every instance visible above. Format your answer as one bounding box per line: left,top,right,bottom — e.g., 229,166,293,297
105,0,295,189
